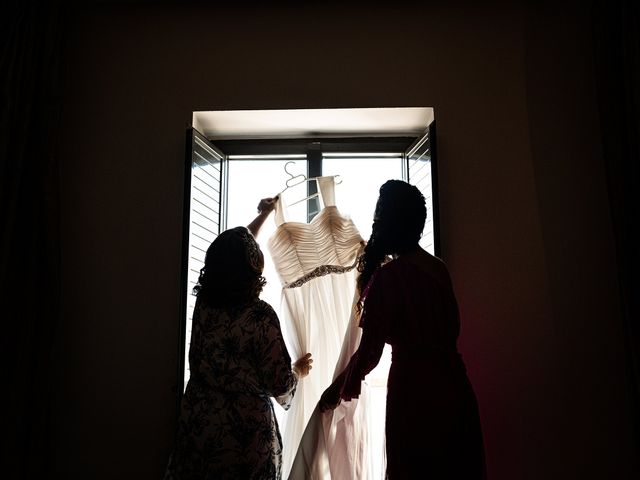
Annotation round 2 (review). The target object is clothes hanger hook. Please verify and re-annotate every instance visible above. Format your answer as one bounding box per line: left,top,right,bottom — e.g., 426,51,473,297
284,161,297,180
283,161,307,188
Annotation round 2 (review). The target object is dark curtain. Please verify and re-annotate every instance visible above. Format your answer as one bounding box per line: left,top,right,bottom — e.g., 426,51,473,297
1,1,63,478
593,0,640,451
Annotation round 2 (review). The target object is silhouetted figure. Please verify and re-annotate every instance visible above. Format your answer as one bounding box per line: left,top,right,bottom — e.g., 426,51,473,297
165,197,313,480
319,180,486,479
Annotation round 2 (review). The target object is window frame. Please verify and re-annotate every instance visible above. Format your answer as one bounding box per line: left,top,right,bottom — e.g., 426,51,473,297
176,127,439,410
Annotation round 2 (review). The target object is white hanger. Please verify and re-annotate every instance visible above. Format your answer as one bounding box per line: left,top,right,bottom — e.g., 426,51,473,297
279,161,341,207
279,161,307,195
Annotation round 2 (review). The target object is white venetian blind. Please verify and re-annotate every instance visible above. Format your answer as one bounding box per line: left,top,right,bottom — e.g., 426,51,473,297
182,130,225,391
406,127,437,255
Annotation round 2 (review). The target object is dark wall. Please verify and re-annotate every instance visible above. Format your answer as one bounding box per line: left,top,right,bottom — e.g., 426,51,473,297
523,4,636,478
51,2,637,478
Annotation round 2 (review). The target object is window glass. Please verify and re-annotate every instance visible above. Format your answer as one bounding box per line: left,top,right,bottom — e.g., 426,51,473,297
322,155,404,240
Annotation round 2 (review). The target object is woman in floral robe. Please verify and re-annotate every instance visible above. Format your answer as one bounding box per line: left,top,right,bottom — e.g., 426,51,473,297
165,198,312,480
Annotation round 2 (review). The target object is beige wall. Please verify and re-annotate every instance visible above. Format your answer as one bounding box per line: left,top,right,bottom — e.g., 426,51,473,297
52,2,636,478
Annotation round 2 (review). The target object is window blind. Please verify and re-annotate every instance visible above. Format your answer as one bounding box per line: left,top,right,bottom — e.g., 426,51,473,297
181,130,225,391
406,126,438,255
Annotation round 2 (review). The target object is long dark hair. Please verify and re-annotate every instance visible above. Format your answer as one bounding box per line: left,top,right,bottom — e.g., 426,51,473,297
356,180,426,306
193,226,266,308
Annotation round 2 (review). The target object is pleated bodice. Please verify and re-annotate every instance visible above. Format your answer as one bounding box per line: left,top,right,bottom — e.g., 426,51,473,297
268,176,364,288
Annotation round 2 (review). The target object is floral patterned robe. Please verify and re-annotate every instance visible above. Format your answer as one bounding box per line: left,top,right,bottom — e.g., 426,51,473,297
165,298,298,480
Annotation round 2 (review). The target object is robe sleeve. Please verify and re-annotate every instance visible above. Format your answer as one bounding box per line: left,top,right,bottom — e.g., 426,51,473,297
339,268,390,401
254,302,299,409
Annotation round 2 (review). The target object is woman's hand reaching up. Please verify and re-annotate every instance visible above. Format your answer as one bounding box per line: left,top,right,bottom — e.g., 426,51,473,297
248,196,279,238
257,196,278,215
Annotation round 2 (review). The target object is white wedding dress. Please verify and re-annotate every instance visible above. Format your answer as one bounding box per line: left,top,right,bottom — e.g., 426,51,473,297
268,177,370,479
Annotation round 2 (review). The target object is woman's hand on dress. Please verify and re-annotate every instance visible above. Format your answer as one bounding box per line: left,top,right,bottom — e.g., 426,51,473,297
292,352,313,379
257,196,278,215
248,196,279,237
319,380,341,412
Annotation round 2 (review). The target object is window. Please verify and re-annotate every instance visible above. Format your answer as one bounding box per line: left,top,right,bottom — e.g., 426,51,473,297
179,126,438,393
178,121,437,478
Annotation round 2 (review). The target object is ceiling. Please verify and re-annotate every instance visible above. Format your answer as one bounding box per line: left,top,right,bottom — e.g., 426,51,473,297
192,107,434,140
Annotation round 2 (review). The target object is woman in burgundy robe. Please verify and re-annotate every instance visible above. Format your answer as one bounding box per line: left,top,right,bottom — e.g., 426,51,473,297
320,180,486,479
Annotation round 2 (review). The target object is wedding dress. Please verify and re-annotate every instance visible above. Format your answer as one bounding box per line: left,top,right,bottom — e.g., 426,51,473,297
268,176,367,479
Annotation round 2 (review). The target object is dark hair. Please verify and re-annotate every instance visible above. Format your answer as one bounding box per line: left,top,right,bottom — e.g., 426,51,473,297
356,180,426,305
193,226,266,308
